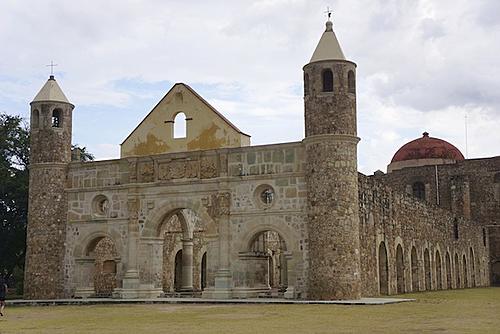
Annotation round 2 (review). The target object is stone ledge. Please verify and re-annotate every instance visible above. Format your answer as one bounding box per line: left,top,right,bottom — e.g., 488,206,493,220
6,297,414,307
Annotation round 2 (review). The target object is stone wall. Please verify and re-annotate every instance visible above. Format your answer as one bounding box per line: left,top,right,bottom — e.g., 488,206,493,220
59,138,493,299
377,156,500,285
93,237,119,296
63,141,309,299
359,174,490,296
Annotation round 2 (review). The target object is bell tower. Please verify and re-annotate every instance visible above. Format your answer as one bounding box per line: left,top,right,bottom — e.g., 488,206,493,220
24,75,74,299
303,19,361,300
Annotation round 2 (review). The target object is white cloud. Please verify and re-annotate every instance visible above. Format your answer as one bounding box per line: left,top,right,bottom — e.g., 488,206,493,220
0,0,498,174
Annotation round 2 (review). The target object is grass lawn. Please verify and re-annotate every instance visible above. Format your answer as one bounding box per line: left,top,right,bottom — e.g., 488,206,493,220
1,288,499,333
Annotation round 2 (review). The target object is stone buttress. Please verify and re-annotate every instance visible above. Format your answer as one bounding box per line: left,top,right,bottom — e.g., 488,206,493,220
24,75,74,299
303,20,361,300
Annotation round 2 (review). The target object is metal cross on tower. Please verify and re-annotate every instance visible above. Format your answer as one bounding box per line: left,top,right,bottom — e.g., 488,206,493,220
46,61,58,75
324,6,333,20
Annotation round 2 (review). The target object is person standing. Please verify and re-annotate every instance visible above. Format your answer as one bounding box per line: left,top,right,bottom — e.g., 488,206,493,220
0,276,7,316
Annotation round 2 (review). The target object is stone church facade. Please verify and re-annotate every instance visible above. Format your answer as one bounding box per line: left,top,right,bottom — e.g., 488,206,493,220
24,20,498,300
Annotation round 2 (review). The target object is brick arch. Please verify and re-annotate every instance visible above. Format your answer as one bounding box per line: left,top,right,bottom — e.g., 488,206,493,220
469,247,476,287
239,222,301,254
410,245,419,292
378,241,389,295
423,248,432,290
238,218,303,295
73,230,123,259
395,242,405,294
143,197,216,239
435,248,443,290
445,250,452,289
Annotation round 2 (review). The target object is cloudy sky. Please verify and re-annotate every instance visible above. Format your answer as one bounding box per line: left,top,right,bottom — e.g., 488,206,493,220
1,0,499,174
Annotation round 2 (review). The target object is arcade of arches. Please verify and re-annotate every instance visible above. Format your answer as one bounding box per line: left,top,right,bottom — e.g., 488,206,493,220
377,241,483,295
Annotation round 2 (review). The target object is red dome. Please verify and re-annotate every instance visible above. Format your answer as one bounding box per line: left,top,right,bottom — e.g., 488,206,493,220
391,132,465,163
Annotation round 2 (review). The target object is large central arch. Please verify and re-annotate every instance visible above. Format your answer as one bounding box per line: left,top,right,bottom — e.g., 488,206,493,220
140,197,218,295
143,197,217,238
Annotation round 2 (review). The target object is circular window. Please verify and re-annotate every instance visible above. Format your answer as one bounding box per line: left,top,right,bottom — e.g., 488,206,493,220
93,195,109,217
254,184,275,208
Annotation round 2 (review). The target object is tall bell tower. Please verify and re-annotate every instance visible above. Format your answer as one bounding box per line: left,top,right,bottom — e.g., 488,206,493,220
24,75,74,299
303,19,361,300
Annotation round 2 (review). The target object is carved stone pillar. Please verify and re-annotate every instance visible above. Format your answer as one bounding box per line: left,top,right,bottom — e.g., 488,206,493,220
202,192,233,299
122,197,140,289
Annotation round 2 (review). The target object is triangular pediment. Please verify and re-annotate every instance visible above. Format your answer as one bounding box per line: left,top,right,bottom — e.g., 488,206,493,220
121,83,250,158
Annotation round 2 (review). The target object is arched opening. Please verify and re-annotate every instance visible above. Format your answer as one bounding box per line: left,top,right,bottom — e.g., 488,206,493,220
463,255,468,288
92,236,118,297
304,73,310,96
247,230,288,294
446,252,452,289
322,69,333,92
52,109,62,128
378,242,389,295
411,246,419,292
455,253,461,288
201,252,207,291
424,248,431,290
492,261,500,286
348,70,355,93
32,110,39,128
470,248,476,287
436,250,443,290
174,250,183,291
412,182,425,200
173,112,187,138
396,244,404,294
159,208,207,294
454,220,459,240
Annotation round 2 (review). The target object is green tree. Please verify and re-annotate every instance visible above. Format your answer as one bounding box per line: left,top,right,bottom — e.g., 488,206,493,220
0,114,29,283
71,144,95,162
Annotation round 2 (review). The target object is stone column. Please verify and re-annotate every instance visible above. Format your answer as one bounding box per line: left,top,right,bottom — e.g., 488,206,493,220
113,197,141,298
283,252,295,299
213,213,232,297
180,238,194,291
203,192,233,299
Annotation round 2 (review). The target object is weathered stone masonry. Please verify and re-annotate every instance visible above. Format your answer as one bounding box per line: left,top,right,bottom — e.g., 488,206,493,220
24,82,74,299
24,21,495,300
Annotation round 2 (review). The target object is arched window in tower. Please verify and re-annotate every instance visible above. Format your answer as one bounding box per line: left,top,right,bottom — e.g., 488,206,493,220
322,69,333,92
32,110,40,129
412,181,425,200
348,70,356,93
304,73,310,96
173,112,187,138
454,219,459,240
52,109,62,128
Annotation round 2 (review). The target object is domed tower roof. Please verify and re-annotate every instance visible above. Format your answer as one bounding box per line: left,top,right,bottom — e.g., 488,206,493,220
387,132,465,173
32,75,71,104
309,20,346,62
